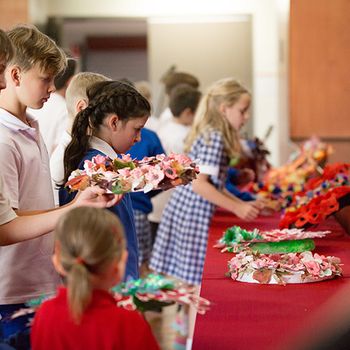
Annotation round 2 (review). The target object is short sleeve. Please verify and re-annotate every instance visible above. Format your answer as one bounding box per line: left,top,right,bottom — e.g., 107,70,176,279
0,176,17,225
0,143,21,209
193,131,224,177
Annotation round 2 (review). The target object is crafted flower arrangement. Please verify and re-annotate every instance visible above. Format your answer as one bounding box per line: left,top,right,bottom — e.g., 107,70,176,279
10,274,210,322
279,163,350,229
112,274,210,314
215,225,330,254
66,153,199,194
227,250,342,285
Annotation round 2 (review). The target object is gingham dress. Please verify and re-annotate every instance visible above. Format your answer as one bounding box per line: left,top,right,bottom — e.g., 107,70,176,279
133,209,152,265
150,130,229,285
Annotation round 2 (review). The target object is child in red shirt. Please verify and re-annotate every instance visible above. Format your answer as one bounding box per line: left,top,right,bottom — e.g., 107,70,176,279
31,207,159,350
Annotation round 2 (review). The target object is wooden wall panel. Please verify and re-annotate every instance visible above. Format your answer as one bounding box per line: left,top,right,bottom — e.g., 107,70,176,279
0,0,28,29
290,0,350,140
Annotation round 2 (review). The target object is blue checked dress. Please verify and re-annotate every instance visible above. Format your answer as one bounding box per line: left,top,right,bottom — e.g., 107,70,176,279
150,130,229,285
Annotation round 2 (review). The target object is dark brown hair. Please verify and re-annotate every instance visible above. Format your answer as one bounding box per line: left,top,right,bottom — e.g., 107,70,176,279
63,80,151,184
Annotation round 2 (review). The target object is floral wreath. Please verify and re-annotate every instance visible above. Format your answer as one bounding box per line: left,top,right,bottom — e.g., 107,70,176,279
10,274,210,321
227,250,342,285
215,225,330,253
279,163,350,229
66,153,199,194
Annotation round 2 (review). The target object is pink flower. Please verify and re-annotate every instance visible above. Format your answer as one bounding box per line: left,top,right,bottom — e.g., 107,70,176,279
83,160,95,175
163,166,178,180
121,154,133,162
145,167,165,186
93,154,107,165
304,261,321,276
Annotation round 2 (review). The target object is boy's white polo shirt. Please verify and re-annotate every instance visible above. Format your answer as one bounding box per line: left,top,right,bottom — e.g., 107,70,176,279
0,108,60,304
0,176,17,225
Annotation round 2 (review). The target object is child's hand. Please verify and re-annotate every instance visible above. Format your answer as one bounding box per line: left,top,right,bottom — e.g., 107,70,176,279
74,187,123,208
236,168,255,186
234,201,259,221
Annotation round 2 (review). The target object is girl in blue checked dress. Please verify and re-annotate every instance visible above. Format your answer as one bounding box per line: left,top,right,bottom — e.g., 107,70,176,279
150,78,264,347
150,77,263,285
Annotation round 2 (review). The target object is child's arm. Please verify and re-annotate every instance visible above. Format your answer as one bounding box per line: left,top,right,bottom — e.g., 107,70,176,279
0,187,121,246
192,173,260,220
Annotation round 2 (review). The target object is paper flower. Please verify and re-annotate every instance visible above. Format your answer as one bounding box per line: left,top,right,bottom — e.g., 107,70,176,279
215,225,330,254
10,274,210,322
66,153,199,194
227,250,342,285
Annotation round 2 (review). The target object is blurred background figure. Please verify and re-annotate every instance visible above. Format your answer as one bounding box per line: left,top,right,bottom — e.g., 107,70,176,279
157,71,200,129
135,80,159,132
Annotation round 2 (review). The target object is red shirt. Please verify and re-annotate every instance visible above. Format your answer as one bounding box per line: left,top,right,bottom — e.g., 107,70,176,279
31,287,160,350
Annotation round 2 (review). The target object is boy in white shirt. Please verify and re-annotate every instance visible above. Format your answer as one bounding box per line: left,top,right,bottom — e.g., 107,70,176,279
0,24,66,346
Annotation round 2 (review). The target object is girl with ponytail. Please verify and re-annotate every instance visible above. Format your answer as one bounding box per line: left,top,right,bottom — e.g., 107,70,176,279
60,81,151,280
31,207,159,350
150,78,265,347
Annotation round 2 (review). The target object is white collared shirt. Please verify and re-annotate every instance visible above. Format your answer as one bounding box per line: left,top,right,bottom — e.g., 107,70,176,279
89,136,118,159
0,108,60,304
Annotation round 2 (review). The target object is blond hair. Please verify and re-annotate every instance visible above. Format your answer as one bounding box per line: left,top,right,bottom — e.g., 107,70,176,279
54,207,126,323
0,29,13,62
184,78,249,158
65,72,110,120
7,24,66,76
134,80,152,102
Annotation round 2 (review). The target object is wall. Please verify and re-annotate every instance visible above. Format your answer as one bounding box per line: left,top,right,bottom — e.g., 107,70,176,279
290,0,350,163
28,0,288,166
0,0,28,29
147,16,252,128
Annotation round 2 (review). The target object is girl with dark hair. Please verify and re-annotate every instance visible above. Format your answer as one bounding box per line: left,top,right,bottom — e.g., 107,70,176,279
61,80,151,280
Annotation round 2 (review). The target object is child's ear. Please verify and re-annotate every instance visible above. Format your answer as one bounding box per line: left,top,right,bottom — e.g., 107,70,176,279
109,115,120,131
10,66,21,86
114,250,128,281
76,99,88,114
218,102,227,116
52,243,67,277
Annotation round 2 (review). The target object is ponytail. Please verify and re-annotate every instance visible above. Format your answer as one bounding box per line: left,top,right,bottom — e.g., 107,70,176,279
66,261,92,323
54,207,126,324
63,108,91,184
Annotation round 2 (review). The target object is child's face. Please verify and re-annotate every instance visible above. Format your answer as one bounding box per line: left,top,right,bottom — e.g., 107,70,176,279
111,115,149,153
222,93,251,131
12,62,56,109
0,56,7,91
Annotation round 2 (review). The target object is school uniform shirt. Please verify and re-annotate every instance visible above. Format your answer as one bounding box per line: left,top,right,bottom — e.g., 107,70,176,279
31,287,160,350
28,92,68,157
59,136,139,280
50,130,72,206
0,109,60,304
150,130,229,285
0,176,16,225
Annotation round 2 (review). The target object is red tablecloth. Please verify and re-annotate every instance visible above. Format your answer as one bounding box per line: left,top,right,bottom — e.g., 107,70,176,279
192,211,350,350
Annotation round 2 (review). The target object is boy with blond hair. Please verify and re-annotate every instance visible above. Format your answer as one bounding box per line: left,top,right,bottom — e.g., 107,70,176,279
50,72,109,202
0,24,66,346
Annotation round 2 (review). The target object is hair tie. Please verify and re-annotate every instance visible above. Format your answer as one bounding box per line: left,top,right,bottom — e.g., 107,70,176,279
75,257,85,265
